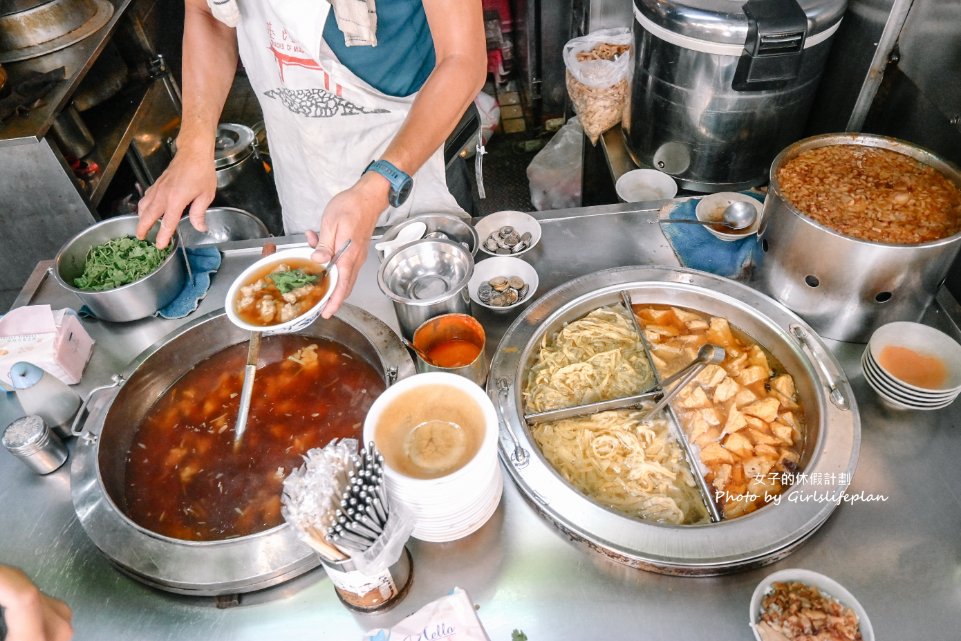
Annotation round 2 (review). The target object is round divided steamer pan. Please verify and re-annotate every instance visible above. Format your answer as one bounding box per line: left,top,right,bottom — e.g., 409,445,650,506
488,266,860,575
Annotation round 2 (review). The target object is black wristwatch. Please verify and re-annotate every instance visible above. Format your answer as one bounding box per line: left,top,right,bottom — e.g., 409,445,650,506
364,160,413,208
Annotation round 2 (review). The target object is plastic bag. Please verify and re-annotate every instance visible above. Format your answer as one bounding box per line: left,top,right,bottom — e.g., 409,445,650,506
364,587,490,641
563,27,632,144
526,117,583,211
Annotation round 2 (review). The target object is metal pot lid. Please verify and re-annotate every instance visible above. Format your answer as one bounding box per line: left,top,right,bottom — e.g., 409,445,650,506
633,0,846,51
0,0,113,63
214,123,256,169
71,305,415,595
488,266,860,575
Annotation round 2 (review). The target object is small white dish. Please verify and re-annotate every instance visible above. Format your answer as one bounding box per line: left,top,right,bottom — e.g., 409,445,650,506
615,169,678,203
475,210,542,257
750,569,874,641
867,322,961,394
225,247,337,334
467,256,539,312
695,192,763,241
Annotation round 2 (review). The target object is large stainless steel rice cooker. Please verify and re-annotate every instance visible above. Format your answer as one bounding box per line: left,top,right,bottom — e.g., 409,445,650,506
489,266,859,575
213,123,284,237
626,0,846,192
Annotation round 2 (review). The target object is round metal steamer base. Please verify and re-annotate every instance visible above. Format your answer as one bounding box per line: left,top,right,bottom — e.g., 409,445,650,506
71,305,415,596
489,266,861,575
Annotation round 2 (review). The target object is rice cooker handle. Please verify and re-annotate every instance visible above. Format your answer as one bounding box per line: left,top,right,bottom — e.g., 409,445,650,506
789,325,850,411
732,0,808,92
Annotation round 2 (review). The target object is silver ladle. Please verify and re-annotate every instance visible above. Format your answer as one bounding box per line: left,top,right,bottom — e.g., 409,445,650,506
659,200,757,231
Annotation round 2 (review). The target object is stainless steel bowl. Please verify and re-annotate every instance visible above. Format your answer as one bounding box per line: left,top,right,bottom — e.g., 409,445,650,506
489,266,860,575
377,213,479,260
53,215,186,322
177,207,270,246
377,239,474,339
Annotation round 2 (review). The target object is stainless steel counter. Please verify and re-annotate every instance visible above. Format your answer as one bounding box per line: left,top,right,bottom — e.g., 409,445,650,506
2,202,960,640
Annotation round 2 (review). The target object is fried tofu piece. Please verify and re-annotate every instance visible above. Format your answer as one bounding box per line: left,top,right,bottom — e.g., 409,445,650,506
723,493,757,518
747,427,780,447
645,324,680,338
771,421,794,445
687,411,710,442
771,374,796,399
747,345,770,372
713,463,733,491
743,456,775,481
643,308,674,324
695,363,728,388
772,390,800,412
714,377,740,404
754,443,780,459
671,307,703,324
742,397,780,422
727,353,748,376
699,407,722,427
700,442,735,465
678,385,711,409
686,319,710,332
723,405,748,435
693,426,721,449
706,317,736,347
737,365,769,386
734,387,759,408
723,432,754,458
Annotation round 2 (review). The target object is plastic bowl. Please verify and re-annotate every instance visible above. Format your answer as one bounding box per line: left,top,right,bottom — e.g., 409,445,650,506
224,247,337,334
475,210,542,257
467,256,539,312
750,569,874,641
695,192,763,241
614,169,678,203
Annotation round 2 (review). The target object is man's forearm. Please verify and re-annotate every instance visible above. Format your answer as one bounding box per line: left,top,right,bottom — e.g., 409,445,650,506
178,0,239,158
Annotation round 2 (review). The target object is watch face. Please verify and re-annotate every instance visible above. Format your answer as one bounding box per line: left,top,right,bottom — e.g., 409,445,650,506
394,176,413,207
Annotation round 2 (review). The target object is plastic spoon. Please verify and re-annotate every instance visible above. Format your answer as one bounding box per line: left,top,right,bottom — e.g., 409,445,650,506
373,222,427,254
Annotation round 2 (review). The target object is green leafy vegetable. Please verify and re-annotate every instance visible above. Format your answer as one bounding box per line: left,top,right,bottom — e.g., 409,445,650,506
73,236,172,291
269,268,319,294
511,630,528,641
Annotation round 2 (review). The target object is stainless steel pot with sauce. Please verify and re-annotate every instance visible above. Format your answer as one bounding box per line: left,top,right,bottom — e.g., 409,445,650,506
489,266,860,575
70,305,414,595
753,133,961,342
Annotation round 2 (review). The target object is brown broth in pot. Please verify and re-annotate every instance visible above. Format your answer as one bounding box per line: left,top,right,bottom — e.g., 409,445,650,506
122,335,385,541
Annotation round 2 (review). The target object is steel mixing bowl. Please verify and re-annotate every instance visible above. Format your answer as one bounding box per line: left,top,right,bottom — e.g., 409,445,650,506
177,207,270,246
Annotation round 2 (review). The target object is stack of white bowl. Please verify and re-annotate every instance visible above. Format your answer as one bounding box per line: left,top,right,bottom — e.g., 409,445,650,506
862,322,961,410
363,372,503,543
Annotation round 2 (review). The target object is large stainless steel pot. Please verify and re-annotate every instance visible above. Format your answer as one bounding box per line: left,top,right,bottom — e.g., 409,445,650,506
71,306,414,596
489,266,859,575
0,0,114,63
753,133,961,343
53,215,187,322
626,0,846,192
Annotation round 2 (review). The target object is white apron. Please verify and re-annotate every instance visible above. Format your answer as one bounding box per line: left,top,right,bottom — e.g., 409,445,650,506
227,0,466,233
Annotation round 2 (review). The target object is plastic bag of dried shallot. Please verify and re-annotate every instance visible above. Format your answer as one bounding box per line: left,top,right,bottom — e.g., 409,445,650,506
563,27,632,144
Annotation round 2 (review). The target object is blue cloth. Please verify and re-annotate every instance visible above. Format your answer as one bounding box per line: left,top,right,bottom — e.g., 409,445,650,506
77,247,221,321
659,192,764,280
323,0,435,97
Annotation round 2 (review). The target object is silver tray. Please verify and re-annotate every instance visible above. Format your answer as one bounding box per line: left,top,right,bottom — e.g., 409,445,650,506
488,266,860,575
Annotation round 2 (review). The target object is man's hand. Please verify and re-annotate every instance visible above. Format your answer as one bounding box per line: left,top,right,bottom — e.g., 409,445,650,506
0,566,72,641
136,145,217,249
306,172,389,318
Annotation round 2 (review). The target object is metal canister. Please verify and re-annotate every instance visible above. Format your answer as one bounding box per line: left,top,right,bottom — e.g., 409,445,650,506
2,415,68,475
213,123,284,236
753,133,961,342
412,313,488,386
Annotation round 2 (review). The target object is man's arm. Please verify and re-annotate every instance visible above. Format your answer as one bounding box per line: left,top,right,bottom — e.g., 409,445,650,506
136,0,239,248
309,0,487,318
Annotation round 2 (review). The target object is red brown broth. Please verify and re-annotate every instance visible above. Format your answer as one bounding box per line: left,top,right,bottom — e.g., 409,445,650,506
122,335,384,541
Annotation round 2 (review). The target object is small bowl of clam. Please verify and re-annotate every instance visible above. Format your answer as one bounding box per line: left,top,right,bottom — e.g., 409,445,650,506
475,210,542,257
467,256,539,312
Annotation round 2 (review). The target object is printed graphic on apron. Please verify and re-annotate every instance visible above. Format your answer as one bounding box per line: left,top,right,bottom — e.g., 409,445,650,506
263,87,390,118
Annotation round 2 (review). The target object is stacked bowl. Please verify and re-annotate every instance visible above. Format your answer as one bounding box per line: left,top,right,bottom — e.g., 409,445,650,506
363,372,503,542
862,322,961,410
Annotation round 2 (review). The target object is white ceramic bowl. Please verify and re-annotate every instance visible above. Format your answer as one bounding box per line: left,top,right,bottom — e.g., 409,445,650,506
224,247,337,334
614,169,678,203
475,210,542,257
695,192,763,241
467,256,539,312
861,352,957,410
862,350,955,400
750,569,874,641
867,322,961,394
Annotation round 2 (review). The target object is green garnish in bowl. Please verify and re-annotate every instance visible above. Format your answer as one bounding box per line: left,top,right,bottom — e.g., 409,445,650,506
269,268,320,294
74,236,173,291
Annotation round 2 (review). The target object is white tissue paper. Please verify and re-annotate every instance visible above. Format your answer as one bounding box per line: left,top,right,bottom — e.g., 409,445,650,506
364,588,490,641
0,305,94,387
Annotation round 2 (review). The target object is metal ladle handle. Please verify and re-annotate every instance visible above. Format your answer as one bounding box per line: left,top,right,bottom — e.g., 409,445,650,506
639,344,726,421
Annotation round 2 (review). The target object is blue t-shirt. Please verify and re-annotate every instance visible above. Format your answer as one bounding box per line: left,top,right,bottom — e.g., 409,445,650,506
323,0,436,98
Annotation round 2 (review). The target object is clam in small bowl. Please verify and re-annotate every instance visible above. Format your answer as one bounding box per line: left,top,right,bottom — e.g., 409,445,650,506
225,247,338,334
475,210,542,257
468,256,539,312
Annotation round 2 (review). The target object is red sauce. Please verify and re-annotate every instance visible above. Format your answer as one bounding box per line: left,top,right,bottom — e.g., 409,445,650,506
122,335,384,541
878,345,948,389
426,339,482,368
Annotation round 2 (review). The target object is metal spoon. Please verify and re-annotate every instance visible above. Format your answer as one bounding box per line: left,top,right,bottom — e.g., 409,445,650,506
638,343,726,421
400,336,432,363
660,200,757,231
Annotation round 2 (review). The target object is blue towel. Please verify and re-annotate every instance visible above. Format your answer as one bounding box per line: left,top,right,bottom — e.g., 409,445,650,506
78,247,222,321
659,192,764,280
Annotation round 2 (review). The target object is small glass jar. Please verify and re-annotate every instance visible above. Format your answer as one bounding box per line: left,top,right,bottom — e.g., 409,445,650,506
2,415,69,475
320,546,413,613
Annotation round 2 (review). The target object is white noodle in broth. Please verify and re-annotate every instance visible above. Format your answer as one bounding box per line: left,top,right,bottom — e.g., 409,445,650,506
524,306,708,525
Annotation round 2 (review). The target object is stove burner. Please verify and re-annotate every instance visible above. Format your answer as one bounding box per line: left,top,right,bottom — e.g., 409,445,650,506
0,66,65,124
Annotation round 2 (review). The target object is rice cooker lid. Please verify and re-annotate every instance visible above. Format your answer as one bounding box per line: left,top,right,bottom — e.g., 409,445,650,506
214,123,255,169
633,0,847,51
